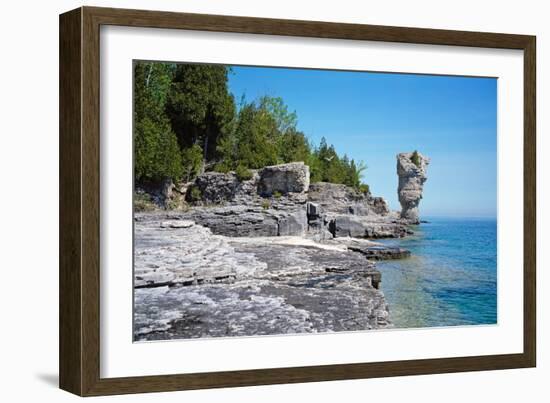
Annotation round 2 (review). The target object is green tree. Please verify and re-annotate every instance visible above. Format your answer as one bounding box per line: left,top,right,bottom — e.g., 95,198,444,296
231,102,279,168
134,118,183,182
166,64,236,166
258,96,297,136
180,144,203,182
217,95,304,169
411,150,421,167
307,137,368,190
341,157,366,188
280,129,311,163
133,61,371,192
134,61,182,183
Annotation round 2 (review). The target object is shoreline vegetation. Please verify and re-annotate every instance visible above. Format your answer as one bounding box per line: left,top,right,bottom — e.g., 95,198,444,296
133,61,432,340
134,62,369,194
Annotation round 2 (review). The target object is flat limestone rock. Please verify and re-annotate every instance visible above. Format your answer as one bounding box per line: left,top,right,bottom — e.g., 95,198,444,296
329,237,411,260
183,205,307,237
159,220,194,229
134,217,265,288
329,214,413,239
133,214,390,341
347,245,411,260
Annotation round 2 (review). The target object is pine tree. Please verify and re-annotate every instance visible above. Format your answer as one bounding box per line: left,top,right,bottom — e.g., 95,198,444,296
134,62,182,183
166,64,236,165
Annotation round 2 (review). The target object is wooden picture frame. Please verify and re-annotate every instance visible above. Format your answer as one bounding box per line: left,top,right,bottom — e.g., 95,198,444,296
59,6,536,396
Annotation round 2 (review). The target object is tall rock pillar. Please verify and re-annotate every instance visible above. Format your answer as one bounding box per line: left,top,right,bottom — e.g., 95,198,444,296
397,151,429,224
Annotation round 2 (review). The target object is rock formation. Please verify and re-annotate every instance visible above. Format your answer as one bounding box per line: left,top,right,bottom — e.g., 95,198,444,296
308,182,390,216
132,160,428,340
184,205,307,237
191,171,241,204
397,152,429,224
161,162,410,240
258,162,310,196
133,215,390,340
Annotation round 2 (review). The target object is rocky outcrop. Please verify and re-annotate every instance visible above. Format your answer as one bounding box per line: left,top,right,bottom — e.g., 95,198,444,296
328,215,413,239
134,217,265,288
142,162,415,240
308,182,390,216
187,162,310,205
347,244,411,260
190,172,241,204
133,215,390,340
397,152,429,224
369,197,391,216
178,205,307,237
304,202,333,241
132,157,429,340
258,162,310,196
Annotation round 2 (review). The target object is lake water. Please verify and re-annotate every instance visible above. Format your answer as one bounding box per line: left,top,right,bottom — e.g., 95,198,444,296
376,217,497,328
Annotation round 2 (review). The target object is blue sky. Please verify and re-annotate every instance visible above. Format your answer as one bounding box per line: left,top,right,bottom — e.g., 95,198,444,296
228,66,497,218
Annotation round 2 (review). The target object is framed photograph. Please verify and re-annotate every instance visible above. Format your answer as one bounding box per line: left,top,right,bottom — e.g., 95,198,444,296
59,6,536,396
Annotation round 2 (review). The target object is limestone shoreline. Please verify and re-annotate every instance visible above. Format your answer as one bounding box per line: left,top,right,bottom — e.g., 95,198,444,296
134,215,393,340
134,156,427,340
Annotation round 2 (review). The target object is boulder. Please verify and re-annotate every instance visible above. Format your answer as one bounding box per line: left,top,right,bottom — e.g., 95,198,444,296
258,162,310,196
190,172,240,203
397,152,429,224
188,170,262,205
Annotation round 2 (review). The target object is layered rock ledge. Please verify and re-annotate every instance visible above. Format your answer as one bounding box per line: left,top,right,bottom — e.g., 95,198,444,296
134,216,390,340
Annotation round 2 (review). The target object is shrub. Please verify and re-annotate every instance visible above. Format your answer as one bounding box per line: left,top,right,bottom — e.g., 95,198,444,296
235,165,253,181
188,186,202,202
181,144,203,182
213,162,232,173
134,192,155,212
358,184,370,195
411,150,421,167
165,198,179,210
261,199,271,210
273,190,282,199
134,118,183,183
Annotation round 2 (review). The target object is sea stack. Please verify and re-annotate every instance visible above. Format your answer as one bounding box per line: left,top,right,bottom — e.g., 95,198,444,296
397,151,429,224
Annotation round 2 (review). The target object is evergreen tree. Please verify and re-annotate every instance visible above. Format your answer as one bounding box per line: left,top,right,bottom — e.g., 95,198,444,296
134,61,182,183
231,102,279,168
133,61,371,193
280,129,310,164
166,64,235,166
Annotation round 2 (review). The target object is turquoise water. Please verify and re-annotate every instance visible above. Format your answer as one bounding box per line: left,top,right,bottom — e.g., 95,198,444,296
376,217,497,328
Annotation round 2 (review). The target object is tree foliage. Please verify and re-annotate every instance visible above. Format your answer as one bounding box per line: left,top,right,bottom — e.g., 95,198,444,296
411,150,421,167
133,61,370,192
166,64,235,163
308,137,367,188
134,62,182,182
